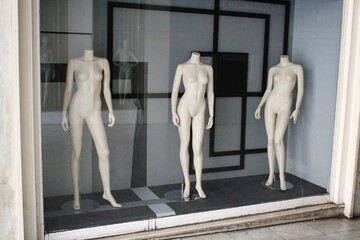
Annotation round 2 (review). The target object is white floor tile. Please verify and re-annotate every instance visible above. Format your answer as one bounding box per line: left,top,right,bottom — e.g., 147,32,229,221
269,222,323,240
326,229,360,239
227,227,285,240
343,218,360,228
305,218,358,234
181,232,234,240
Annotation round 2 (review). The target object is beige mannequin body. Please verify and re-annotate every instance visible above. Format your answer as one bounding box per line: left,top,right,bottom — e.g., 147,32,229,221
61,49,121,210
171,52,214,199
255,55,304,191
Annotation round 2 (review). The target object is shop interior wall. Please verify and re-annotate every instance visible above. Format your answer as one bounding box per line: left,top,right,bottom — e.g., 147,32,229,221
286,0,342,189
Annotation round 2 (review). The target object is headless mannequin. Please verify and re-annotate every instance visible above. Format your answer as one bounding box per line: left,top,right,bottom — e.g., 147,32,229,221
114,39,138,102
114,39,138,79
255,55,304,191
61,49,121,210
171,52,214,199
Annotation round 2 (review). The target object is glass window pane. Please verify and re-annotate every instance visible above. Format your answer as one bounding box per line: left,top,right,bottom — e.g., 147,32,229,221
218,16,265,92
214,97,242,152
245,97,267,149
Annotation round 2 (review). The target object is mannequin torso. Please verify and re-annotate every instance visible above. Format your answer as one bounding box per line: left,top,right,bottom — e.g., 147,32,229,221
267,58,301,105
69,57,105,119
178,61,212,117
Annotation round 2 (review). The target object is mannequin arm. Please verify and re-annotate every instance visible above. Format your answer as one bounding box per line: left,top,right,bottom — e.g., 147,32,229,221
102,58,115,127
206,66,214,129
290,65,304,124
255,68,274,119
171,65,182,126
61,59,75,131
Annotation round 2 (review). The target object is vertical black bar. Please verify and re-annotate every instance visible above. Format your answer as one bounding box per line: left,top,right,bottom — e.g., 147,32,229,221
213,0,220,52
107,2,114,60
262,15,270,92
107,2,114,96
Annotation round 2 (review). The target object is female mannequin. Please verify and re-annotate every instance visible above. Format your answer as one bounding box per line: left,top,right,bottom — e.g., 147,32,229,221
61,49,121,210
171,52,214,199
255,55,304,191
113,39,138,102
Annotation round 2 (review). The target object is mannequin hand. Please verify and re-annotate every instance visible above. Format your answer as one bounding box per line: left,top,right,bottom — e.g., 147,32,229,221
255,107,261,120
172,113,180,126
206,116,213,129
290,109,299,124
108,112,115,127
61,114,69,132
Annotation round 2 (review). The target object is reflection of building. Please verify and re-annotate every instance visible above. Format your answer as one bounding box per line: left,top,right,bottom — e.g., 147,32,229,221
3,1,360,240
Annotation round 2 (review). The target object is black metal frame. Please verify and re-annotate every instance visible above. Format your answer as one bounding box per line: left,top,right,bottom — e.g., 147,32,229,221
107,0,290,174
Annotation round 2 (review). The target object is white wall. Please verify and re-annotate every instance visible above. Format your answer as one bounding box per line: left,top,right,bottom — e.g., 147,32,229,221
287,0,343,189
0,0,24,239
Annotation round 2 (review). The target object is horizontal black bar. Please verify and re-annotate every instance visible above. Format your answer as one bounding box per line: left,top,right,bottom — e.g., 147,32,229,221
109,1,271,19
40,31,92,36
244,148,267,154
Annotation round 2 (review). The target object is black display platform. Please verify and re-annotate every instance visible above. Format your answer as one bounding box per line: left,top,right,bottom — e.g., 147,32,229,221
44,173,327,233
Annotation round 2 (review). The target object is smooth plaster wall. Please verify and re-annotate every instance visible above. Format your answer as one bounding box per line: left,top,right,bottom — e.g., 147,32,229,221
286,0,342,189
0,0,23,239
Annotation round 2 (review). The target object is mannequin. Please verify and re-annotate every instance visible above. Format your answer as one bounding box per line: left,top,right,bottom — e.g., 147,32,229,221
255,55,304,191
171,52,214,199
113,39,138,102
114,39,138,80
61,49,121,210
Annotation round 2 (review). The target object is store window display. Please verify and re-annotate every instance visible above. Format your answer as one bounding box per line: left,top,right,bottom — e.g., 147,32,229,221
255,55,304,191
171,52,214,199
61,49,122,210
40,0,343,236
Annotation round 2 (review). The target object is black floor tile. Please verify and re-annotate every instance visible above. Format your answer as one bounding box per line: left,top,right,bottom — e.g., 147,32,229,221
44,173,327,233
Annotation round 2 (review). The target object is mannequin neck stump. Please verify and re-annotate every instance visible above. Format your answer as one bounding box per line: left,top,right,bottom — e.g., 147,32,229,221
82,49,94,61
188,52,201,65
279,55,292,67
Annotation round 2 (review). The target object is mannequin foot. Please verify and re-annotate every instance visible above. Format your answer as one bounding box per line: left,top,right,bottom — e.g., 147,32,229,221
265,175,275,187
103,192,122,208
279,175,286,191
195,184,207,199
183,184,190,199
73,193,80,211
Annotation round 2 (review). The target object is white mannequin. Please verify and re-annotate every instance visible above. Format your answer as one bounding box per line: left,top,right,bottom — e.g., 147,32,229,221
255,55,304,191
113,39,138,102
171,52,214,199
61,49,121,210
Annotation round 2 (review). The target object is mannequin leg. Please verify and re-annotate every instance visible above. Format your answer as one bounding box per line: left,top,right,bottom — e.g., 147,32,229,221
264,104,276,186
86,113,121,208
192,117,206,198
177,108,191,198
274,109,291,191
69,120,84,210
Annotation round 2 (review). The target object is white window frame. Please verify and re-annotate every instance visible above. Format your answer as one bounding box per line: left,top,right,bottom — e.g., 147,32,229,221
18,0,360,239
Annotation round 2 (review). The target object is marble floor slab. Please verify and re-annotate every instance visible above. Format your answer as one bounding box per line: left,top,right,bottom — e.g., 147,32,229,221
179,217,360,240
